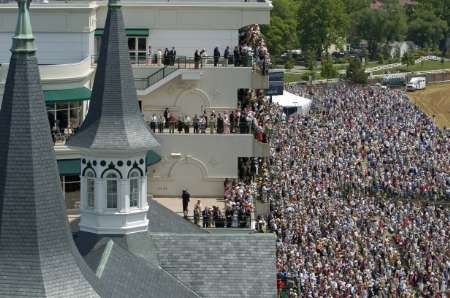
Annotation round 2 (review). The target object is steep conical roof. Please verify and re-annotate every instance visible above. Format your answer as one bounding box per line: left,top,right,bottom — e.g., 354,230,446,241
67,0,159,152
0,1,104,296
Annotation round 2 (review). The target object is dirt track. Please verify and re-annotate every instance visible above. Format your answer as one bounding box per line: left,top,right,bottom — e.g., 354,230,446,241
407,82,450,129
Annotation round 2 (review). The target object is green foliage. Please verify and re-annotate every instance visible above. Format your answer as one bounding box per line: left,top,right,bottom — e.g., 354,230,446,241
284,57,294,70
346,58,367,84
320,55,337,79
401,52,415,68
407,10,448,49
305,49,316,72
298,0,350,55
260,0,299,57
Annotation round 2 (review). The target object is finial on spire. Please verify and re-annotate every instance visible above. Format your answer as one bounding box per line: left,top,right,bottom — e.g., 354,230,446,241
11,0,35,53
108,0,121,8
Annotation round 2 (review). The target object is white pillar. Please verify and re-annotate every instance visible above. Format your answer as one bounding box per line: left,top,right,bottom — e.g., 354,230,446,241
140,176,148,209
120,179,129,212
95,179,105,212
80,176,87,210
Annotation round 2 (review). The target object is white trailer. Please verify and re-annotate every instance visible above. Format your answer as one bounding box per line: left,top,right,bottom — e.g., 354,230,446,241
406,77,426,91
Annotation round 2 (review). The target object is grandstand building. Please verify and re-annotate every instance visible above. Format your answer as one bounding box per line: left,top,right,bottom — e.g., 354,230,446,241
0,0,271,206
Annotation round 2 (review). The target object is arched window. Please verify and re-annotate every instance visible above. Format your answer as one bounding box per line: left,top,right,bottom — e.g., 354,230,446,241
129,171,140,208
106,172,118,209
86,170,95,209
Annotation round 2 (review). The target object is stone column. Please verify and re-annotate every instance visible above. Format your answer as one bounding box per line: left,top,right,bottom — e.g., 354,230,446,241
95,179,104,213
141,176,148,209
119,179,129,212
80,176,87,210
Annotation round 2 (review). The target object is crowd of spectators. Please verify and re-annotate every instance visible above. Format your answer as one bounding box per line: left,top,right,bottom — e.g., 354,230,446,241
239,24,270,74
146,96,273,143
255,84,449,296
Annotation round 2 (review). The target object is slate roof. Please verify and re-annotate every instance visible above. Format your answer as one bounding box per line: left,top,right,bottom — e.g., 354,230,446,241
66,0,159,151
0,1,104,296
151,233,277,298
85,239,200,298
75,200,277,298
148,198,208,234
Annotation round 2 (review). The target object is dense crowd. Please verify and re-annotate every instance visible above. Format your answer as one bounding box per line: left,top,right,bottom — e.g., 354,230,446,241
257,84,449,296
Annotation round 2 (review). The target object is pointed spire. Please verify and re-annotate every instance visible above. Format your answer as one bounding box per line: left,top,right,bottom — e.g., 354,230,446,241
0,2,104,296
67,0,159,152
11,0,35,53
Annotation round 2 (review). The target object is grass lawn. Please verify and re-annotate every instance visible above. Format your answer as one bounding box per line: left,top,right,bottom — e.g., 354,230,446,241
407,82,450,129
284,72,305,83
374,60,450,75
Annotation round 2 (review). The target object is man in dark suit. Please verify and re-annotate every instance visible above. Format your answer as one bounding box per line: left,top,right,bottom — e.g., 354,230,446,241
213,46,220,67
182,189,190,219
170,46,176,66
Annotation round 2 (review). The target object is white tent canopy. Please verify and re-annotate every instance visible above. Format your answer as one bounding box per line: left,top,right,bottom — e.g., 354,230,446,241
272,91,312,114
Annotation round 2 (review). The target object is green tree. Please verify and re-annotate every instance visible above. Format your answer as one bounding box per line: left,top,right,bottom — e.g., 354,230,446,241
382,0,408,42
346,58,367,84
321,55,337,80
354,9,386,59
261,0,299,58
298,0,350,55
401,52,415,69
407,10,448,49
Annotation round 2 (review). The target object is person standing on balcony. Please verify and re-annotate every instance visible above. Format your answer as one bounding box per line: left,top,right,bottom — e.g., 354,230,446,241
229,111,235,133
193,114,199,133
169,113,177,133
177,115,184,133
233,46,240,66
217,113,224,134
169,46,176,66
147,45,152,64
200,48,207,68
163,48,169,66
213,46,220,67
164,107,169,128
209,110,216,134
194,49,200,69
158,114,165,133
157,48,162,66
223,111,230,134
181,189,190,219
184,115,191,133
224,46,230,66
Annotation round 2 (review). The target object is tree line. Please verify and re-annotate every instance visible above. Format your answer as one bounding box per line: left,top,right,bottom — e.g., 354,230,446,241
261,0,449,60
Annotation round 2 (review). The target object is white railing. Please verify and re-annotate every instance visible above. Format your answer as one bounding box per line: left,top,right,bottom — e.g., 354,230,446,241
365,63,402,73
414,55,441,64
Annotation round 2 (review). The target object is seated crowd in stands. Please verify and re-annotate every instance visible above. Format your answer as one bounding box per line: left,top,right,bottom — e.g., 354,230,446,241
249,84,449,297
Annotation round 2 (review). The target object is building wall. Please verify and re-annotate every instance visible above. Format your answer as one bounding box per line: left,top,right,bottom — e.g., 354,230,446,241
148,134,258,197
140,67,261,118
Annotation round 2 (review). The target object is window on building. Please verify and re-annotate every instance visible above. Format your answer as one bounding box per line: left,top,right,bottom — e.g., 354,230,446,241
129,171,140,208
46,101,83,132
86,171,95,209
60,175,80,210
95,36,147,64
106,172,118,209
128,37,147,64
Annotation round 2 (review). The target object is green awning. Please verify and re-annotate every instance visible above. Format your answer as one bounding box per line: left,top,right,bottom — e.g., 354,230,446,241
57,159,81,176
146,150,161,166
44,87,91,103
95,28,149,37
